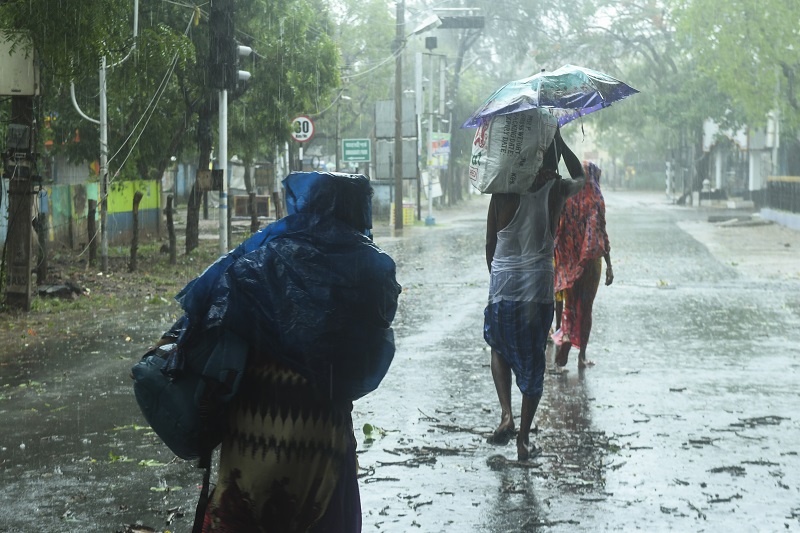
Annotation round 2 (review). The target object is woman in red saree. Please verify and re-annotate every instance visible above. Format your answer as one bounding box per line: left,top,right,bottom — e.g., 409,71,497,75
552,161,614,368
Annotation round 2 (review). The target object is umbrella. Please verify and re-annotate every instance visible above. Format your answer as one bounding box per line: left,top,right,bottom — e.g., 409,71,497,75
462,64,639,128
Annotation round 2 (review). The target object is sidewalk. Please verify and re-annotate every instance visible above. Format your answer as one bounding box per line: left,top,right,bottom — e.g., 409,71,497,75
647,191,800,281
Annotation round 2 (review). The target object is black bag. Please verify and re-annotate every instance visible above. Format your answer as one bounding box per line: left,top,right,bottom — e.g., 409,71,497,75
131,324,248,532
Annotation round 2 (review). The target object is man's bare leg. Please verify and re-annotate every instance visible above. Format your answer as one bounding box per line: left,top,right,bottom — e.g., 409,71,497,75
489,349,515,444
517,393,541,461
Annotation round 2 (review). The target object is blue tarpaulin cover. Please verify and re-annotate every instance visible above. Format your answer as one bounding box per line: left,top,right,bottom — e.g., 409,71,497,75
171,171,401,401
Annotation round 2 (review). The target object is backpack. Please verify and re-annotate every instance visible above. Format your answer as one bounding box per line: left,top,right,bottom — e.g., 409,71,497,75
131,321,248,532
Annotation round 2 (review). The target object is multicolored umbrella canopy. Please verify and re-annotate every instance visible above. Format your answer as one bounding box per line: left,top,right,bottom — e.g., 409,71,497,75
462,64,639,128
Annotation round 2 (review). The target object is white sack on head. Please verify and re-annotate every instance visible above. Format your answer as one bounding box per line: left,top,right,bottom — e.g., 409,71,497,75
468,108,558,194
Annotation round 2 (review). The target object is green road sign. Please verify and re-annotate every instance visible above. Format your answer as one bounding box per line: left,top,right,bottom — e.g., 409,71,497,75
342,138,371,162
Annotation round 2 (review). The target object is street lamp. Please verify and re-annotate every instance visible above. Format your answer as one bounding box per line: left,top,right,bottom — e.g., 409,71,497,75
412,13,443,35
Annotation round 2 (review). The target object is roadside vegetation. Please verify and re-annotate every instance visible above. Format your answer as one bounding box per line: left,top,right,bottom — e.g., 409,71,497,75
0,229,222,352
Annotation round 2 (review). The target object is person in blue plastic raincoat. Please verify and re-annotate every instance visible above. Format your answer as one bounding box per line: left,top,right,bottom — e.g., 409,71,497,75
156,171,401,532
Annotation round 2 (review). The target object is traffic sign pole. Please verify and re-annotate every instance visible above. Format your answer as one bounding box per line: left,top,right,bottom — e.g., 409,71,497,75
219,89,228,253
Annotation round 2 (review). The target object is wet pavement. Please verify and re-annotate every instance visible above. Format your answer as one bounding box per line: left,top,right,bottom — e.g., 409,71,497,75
1,190,800,532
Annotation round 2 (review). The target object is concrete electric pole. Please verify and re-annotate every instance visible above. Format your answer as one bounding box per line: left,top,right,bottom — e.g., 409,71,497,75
4,96,36,310
2,32,40,310
394,0,405,231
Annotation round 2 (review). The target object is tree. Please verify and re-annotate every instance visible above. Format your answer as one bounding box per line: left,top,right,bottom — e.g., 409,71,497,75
315,0,396,171
676,0,800,130
229,0,341,163
452,0,733,191
1,0,195,169
2,0,342,254
0,0,131,79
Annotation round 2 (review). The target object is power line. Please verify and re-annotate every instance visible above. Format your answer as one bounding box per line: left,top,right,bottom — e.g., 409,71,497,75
107,14,194,186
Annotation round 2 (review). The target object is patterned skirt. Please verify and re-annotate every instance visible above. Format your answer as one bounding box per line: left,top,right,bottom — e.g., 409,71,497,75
559,257,602,349
202,356,361,532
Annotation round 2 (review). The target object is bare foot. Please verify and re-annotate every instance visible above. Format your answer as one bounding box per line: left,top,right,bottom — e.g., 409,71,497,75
578,354,595,368
517,438,529,461
488,427,514,445
487,416,515,445
516,437,541,461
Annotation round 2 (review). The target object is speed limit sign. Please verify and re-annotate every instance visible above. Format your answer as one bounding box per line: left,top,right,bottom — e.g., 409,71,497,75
291,115,315,143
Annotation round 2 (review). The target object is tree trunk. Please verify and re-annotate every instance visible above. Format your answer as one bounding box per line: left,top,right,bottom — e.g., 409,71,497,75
166,195,177,265
244,162,259,234
87,200,97,266
153,109,194,188
272,190,283,220
36,208,48,285
187,99,214,254
129,191,143,272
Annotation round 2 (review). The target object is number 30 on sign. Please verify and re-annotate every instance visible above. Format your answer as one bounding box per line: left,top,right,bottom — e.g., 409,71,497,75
291,115,315,143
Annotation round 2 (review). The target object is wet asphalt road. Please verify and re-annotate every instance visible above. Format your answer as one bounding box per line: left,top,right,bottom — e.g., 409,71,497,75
1,190,799,532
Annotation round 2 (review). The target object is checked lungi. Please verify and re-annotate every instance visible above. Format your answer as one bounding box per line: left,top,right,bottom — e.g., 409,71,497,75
484,299,554,397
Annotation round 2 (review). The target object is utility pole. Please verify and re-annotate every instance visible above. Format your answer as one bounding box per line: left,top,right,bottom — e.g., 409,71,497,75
2,32,40,310
436,8,484,206
4,96,36,310
425,37,437,226
210,0,234,253
335,98,340,171
393,0,405,230
334,94,351,171
70,0,138,272
99,56,109,271
218,87,228,253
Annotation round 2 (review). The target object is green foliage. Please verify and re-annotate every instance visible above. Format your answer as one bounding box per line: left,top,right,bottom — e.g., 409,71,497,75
138,458,168,467
458,0,744,174
675,0,800,129
6,0,794,201
362,422,388,443
3,0,342,188
230,0,342,162
0,0,131,79
107,450,134,463
304,0,395,165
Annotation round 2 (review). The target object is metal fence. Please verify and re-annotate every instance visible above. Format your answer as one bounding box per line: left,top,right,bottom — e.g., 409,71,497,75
766,176,800,213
